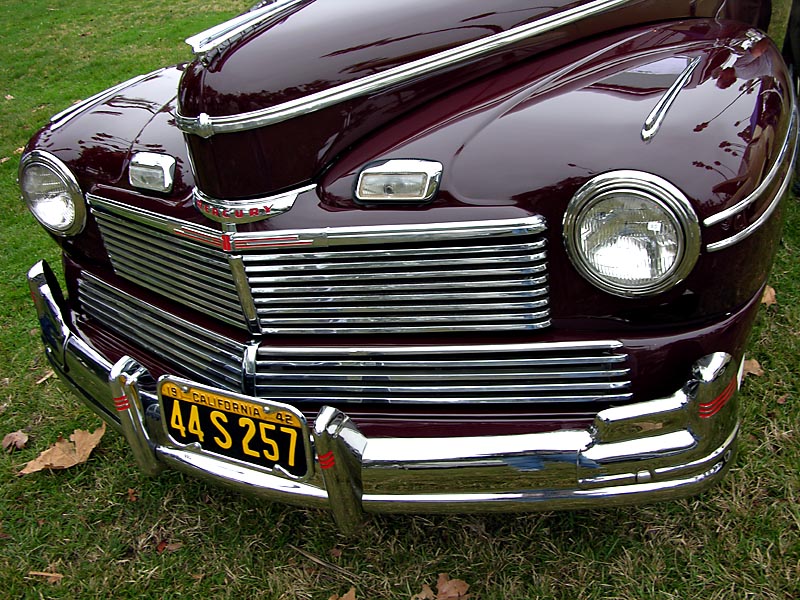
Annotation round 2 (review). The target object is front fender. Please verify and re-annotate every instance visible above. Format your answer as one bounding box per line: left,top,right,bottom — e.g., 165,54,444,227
321,18,795,327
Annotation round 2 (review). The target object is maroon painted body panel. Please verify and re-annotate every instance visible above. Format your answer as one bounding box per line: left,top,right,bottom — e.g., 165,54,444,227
180,0,727,197
21,0,792,440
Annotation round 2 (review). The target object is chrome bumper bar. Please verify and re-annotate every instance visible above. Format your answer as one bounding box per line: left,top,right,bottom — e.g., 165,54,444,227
29,260,742,532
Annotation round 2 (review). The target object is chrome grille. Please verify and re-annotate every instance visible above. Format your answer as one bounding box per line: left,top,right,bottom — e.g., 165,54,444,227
89,195,551,334
76,274,629,406
90,198,247,329
244,235,549,334
255,342,632,404
78,275,246,390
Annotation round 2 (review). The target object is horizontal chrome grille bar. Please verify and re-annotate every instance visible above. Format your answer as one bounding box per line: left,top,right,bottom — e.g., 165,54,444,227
255,341,631,404
78,275,245,390
91,203,247,329
89,196,551,334
244,225,549,333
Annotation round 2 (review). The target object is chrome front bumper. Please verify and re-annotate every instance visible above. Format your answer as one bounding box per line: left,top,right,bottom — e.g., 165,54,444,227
29,260,742,532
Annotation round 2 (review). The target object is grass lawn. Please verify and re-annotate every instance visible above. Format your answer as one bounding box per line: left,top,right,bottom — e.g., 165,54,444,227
1,1,798,598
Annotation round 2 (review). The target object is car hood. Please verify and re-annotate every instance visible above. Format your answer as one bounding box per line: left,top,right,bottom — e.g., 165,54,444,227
176,0,708,198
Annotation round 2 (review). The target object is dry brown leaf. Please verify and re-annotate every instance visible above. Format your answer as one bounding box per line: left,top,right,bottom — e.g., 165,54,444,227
777,395,788,405
36,370,55,385
156,540,183,554
329,547,343,559
761,285,777,307
412,583,436,599
127,488,138,502
28,571,64,584
743,359,764,378
18,423,106,475
0,157,9,164
14,147,24,155
3,430,28,452
329,588,357,600
436,573,471,599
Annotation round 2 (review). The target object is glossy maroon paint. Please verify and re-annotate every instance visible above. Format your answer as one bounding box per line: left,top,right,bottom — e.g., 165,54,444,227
180,0,728,198
23,0,791,438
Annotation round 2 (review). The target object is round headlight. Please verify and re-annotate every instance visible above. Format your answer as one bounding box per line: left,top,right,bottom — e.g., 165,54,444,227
19,150,86,236
563,171,700,297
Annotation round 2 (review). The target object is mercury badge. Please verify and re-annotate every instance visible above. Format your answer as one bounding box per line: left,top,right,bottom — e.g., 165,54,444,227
193,183,316,224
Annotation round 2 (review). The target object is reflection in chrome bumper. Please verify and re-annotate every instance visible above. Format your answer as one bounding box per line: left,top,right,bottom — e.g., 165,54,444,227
29,260,742,533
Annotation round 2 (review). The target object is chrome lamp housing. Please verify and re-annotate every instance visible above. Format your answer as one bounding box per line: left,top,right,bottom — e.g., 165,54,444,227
19,150,86,237
563,170,701,297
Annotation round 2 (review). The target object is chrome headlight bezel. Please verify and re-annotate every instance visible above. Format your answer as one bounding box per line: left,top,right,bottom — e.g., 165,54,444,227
563,170,701,298
19,150,86,237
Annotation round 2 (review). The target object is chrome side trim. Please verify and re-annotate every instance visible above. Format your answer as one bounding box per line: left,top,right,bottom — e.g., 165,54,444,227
50,72,154,131
704,110,798,227
641,56,701,142
194,184,316,224
706,159,793,252
185,0,307,59
176,0,631,137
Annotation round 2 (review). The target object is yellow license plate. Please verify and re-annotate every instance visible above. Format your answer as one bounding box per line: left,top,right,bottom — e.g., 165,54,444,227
158,377,309,478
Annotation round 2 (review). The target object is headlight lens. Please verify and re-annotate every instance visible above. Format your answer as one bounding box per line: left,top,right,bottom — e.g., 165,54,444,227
19,150,85,236
563,171,700,297
355,159,442,202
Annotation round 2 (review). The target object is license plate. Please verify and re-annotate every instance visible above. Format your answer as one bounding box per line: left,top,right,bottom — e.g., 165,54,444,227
158,377,310,479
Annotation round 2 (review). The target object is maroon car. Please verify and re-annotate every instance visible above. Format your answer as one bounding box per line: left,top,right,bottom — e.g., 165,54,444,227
20,0,797,531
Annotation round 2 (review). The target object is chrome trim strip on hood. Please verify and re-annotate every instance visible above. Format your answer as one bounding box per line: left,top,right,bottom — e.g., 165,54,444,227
185,0,309,59
176,0,632,138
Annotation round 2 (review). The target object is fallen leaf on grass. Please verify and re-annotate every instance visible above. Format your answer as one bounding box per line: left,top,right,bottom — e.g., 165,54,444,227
4,94,13,100
329,587,356,600
743,359,764,378
14,147,24,155
435,573,470,599
28,571,63,584
18,423,106,475
127,488,138,502
36,370,55,385
411,584,436,599
3,430,29,452
777,395,788,405
761,285,777,307
156,540,183,554
0,157,9,164
329,547,343,559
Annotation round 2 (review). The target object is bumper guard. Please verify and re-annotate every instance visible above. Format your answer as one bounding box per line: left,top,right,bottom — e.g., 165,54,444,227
29,260,741,532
